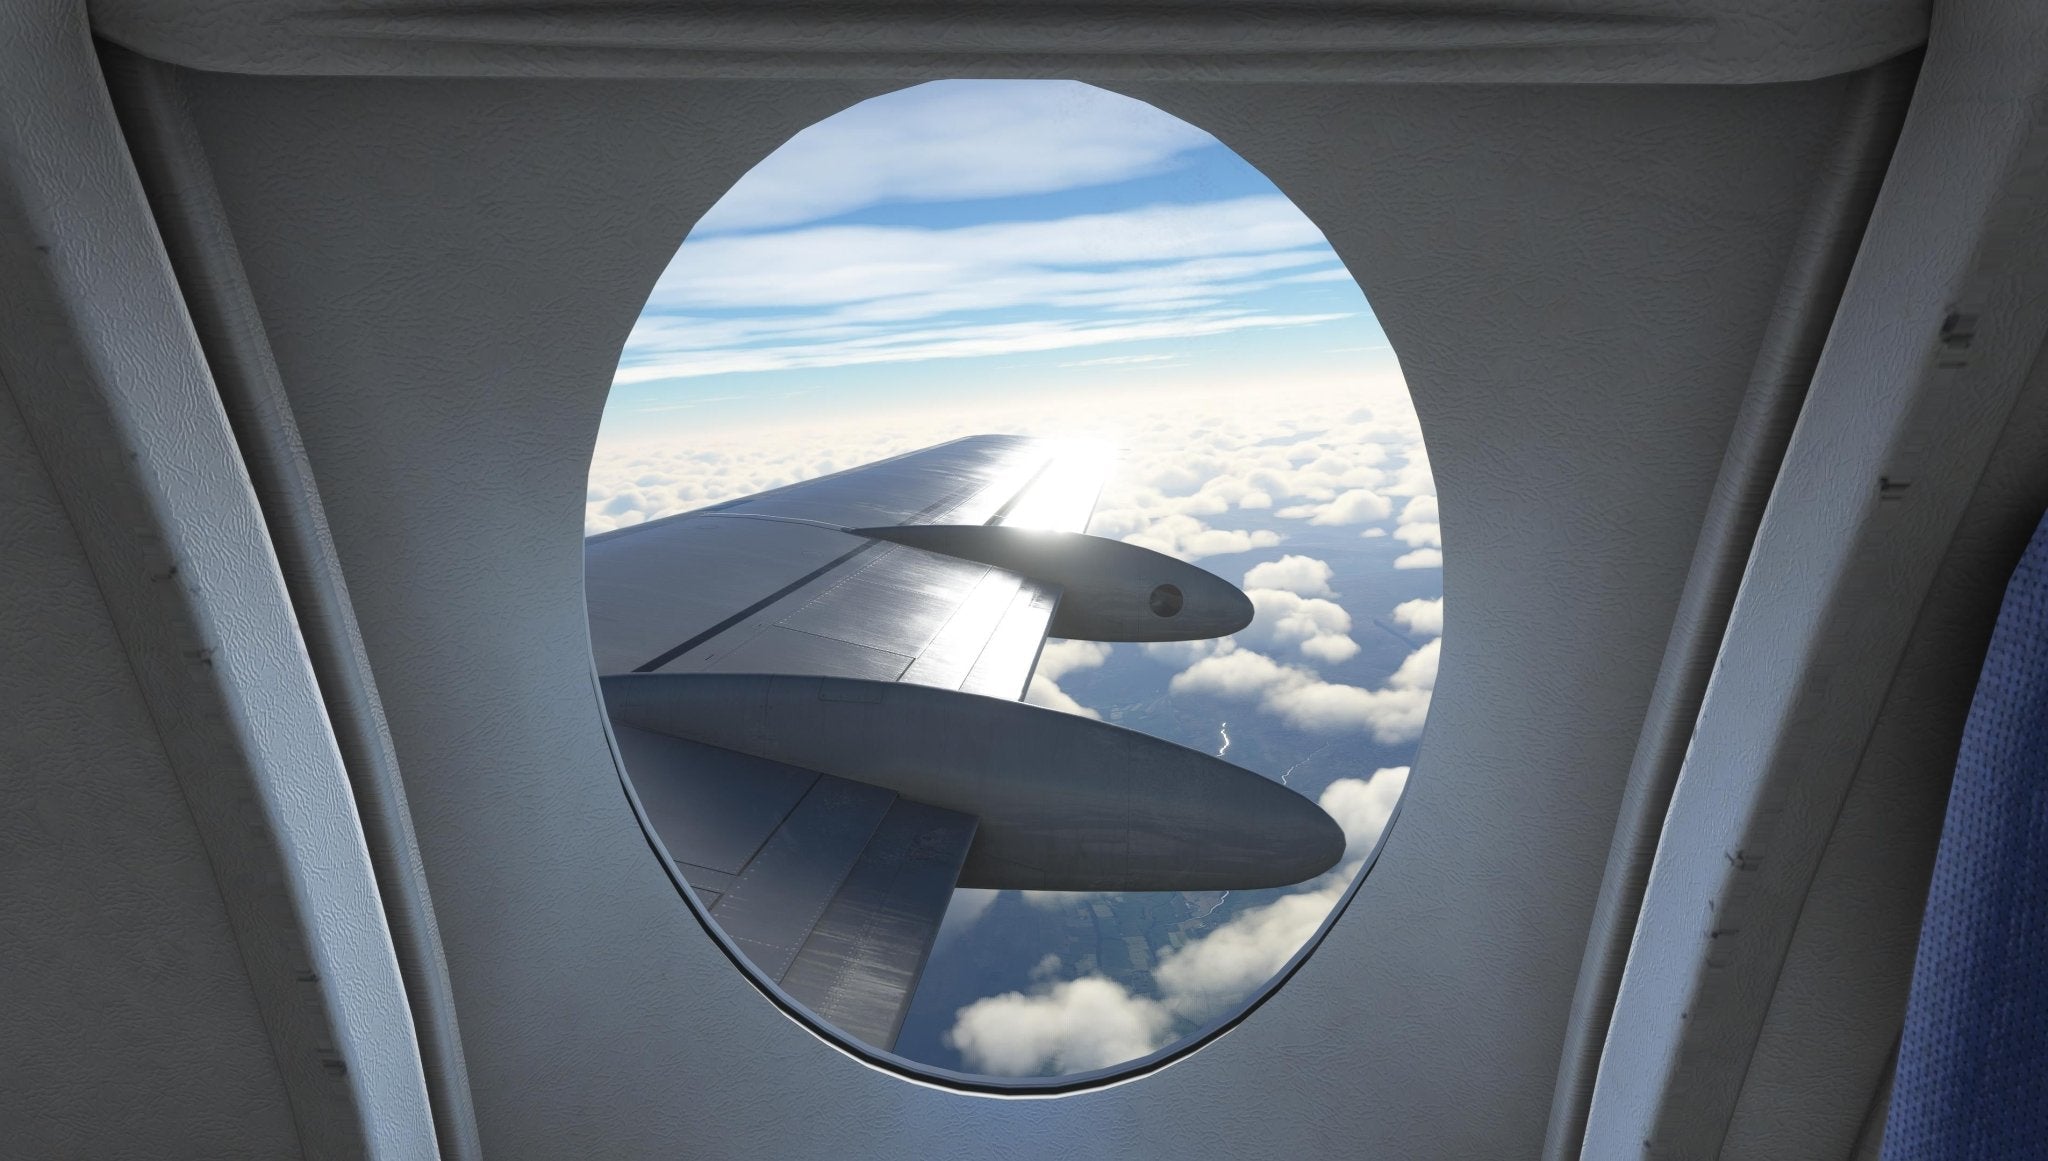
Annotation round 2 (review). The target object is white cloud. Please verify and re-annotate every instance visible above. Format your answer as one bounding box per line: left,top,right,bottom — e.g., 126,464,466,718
1139,637,1226,668
1389,636,1441,690
1146,767,1408,1024
1121,514,1281,562
620,304,1347,384
1393,521,1441,549
1035,639,1112,681
1263,678,1433,741
1169,646,1297,700
1295,632,1360,666
1391,596,1444,638
1025,674,1101,719
1399,495,1438,524
1319,766,1410,862
945,976,1176,1076
1242,588,1358,665
1026,641,1110,718
656,199,1332,311
1360,527,1388,538
946,764,1417,1071
1394,548,1443,570
1152,874,1351,1025
694,81,1217,233
1276,487,1393,526
622,195,1348,383
1242,554,1335,597
1170,638,1437,742
1384,450,1437,498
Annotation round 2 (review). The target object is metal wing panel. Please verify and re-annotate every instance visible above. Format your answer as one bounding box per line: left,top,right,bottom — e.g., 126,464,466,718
611,724,818,876
959,580,1065,699
709,775,898,981
589,433,1045,539
585,518,862,675
619,722,977,1050
776,800,978,1051
590,435,1106,1048
586,434,1102,692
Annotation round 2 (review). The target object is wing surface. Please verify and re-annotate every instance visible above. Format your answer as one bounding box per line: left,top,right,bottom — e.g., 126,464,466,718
616,724,977,1050
587,435,1103,1048
586,434,1100,697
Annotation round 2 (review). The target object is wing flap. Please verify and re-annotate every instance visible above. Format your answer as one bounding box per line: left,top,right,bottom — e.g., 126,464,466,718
617,720,976,1050
709,776,898,981
590,436,1114,1048
776,800,978,1051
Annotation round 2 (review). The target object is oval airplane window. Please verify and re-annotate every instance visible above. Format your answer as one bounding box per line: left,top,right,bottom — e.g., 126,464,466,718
585,80,1437,1087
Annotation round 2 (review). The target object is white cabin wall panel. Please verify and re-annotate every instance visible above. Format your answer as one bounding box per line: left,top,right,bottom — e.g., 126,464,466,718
0,5,437,1154
1120,73,1865,1151
0,382,302,1160
1586,1,2048,1150
1720,331,2048,1161
179,65,1857,1158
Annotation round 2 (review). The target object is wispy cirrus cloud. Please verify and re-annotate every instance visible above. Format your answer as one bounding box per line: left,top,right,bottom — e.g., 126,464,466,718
618,306,1348,384
618,196,1351,384
695,80,1217,234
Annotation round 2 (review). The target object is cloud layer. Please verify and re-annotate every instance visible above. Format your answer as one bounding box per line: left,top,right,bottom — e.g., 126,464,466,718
946,766,1410,1074
1170,637,1436,743
1024,639,1112,719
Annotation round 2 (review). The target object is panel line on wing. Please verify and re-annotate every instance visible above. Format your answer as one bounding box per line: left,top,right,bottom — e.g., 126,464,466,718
626,443,1061,674
981,456,1055,525
631,540,880,673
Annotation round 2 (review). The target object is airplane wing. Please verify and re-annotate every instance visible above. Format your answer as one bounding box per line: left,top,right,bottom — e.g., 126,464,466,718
587,434,1096,696
585,435,1336,1053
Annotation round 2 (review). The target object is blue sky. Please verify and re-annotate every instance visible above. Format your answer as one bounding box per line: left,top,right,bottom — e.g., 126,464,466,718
601,79,1394,441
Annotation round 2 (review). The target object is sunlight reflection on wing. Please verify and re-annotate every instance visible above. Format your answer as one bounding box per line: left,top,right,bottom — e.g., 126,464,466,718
999,439,1115,533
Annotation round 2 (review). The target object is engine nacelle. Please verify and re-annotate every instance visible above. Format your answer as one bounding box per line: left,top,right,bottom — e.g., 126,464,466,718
601,672,1346,892
849,524,1253,642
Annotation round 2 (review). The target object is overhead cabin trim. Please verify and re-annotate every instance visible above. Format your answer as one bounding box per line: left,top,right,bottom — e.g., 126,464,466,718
90,0,1926,86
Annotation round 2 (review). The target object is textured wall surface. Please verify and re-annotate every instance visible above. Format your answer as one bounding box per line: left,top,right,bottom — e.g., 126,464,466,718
0,5,438,1154
0,380,302,1161
178,68,1855,1157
